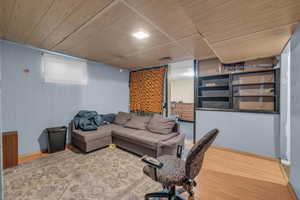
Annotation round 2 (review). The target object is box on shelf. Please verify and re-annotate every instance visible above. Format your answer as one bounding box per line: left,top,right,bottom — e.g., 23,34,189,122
233,85,274,96
232,72,274,84
234,97,274,111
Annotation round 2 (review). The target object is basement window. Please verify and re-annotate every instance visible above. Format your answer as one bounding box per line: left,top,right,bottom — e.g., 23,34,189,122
42,53,87,85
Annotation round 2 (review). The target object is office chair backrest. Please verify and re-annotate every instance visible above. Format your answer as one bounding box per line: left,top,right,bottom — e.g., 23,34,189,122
185,129,219,179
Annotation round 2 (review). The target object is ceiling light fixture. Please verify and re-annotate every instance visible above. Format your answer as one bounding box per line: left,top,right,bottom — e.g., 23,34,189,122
132,31,149,40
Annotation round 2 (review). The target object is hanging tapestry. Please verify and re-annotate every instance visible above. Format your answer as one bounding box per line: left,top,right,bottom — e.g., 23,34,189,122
130,66,166,113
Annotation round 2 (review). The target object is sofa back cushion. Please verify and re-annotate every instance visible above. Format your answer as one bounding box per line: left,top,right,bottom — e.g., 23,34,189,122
101,113,116,123
114,112,132,125
124,115,151,130
147,114,176,135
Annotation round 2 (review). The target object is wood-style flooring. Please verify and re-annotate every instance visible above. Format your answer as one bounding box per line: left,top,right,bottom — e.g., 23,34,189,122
192,147,295,200
18,145,296,200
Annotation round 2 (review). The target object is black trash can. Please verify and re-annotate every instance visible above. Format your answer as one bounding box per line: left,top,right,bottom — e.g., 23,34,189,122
47,126,67,153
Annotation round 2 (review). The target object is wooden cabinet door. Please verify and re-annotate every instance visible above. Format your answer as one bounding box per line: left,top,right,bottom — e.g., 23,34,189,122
3,131,18,169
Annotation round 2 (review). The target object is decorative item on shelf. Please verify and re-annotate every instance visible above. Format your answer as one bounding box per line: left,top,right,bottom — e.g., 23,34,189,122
222,62,245,74
22,68,30,73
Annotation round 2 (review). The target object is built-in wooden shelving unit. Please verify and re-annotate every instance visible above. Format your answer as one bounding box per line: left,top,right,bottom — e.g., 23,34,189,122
196,69,280,113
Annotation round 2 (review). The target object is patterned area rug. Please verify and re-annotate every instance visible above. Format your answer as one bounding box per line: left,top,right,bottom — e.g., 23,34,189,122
4,148,161,200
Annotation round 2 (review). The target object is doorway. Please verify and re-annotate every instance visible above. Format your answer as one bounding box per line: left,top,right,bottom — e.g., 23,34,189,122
168,60,195,147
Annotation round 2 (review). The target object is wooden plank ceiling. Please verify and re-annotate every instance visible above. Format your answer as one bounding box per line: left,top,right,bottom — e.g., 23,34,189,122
0,0,299,69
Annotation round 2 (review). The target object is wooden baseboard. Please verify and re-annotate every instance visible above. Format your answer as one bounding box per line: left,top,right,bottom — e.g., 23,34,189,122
19,145,72,164
211,146,279,162
18,150,47,164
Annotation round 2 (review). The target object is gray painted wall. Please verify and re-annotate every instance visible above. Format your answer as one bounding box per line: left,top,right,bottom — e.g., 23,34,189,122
196,110,280,157
1,41,129,155
290,24,300,198
280,41,291,163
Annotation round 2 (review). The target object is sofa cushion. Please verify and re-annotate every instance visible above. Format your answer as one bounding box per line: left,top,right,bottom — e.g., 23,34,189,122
112,128,179,150
147,114,176,135
113,112,132,125
124,115,151,130
101,113,116,123
72,124,120,142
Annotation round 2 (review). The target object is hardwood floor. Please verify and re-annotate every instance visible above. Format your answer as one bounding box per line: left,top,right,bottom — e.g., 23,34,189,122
17,145,295,200
192,147,295,200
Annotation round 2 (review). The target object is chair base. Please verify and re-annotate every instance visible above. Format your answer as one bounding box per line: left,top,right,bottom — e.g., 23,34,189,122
145,186,193,200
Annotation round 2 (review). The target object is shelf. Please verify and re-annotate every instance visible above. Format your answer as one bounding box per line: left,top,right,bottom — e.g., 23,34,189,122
199,73,229,79
234,95,275,97
198,69,276,79
236,109,278,114
198,96,230,98
230,69,276,76
199,85,229,89
197,68,278,113
232,82,275,86
196,108,234,112
196,107,278,114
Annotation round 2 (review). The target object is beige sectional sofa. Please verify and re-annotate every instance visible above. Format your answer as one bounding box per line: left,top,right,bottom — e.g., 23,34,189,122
71,113,185,157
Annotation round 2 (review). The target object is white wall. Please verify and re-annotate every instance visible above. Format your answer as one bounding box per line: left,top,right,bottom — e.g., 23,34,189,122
290,24,300,198
1,41,129,155
170,79,193,103
280,41,291,163
196,110,280,157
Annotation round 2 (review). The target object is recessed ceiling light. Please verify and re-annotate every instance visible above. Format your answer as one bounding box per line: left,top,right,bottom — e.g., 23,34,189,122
132,31,149,40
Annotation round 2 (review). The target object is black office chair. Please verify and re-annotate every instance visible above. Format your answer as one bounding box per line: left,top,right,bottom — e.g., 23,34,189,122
143,129,219,200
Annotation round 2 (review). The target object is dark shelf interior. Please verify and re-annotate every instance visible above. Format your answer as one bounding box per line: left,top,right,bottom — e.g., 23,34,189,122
199,85,229,89
234,95,275,97
199,96,230,98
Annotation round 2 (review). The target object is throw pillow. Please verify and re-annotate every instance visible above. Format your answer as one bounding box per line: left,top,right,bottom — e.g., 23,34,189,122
94,115,104,126
73,117,80,129
79,118,97,131
113,112,132,125
147,114,176,135
124,115,151,130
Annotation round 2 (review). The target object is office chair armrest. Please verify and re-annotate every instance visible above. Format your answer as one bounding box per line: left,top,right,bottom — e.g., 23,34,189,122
157,133,185,157
141,155,163,181
141,155,163,169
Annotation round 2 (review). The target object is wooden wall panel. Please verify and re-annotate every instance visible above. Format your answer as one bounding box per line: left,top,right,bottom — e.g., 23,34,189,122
178,34,216,60
0,0,299,68
105,42,191,69
0,0,16,38
127,42,192,69
40,0,114,49
26,0,83,47
180,0,300,43
5,0,54,43
124,0,197,40
53,1,172,65
212,24,297,63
